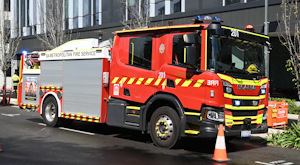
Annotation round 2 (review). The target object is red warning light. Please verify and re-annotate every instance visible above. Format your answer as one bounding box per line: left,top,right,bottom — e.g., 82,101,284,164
245,25,254,32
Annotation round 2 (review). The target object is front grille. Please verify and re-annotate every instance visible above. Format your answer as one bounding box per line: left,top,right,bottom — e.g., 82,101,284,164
231,110,257,116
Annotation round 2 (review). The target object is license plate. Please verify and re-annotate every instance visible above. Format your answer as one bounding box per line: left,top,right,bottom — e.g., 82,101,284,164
241,130,251,137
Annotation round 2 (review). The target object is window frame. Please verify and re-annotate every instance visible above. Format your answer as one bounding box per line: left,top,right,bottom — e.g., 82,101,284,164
128,36,153,70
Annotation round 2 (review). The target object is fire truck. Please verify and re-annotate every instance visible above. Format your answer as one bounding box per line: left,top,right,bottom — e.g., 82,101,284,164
18,16,269,148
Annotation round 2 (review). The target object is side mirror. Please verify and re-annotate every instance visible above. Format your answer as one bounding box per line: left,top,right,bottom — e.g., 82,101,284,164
184,46,197,67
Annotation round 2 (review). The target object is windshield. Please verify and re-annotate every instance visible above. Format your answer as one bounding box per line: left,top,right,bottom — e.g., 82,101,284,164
207,35,265,78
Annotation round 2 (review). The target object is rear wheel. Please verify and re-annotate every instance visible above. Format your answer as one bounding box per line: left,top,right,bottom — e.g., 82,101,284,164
42,96,60,127
150,106,181,148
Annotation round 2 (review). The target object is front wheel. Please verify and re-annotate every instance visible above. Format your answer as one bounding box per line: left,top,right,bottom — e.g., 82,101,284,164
42,96,60,127
150,106,181,148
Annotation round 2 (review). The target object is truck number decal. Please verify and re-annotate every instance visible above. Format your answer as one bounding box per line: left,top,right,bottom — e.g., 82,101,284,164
158,72,166,79
231,29,239,38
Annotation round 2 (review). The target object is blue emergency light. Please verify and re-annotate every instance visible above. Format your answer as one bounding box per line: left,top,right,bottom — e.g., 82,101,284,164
213,17,221,21
22,50,28,55
194,15,222,23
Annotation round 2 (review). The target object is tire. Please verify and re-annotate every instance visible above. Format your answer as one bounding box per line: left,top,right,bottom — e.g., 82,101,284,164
150,106,181,148
42,96,60,127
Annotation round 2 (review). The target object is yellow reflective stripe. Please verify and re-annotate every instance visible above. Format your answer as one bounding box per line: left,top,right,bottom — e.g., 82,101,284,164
193,79,205,87
116,24,203,34
162,79,167,86
126,106,141,110
224,93,266,100
119,77,127,84
111,77,119,83
131,43,134,65
127,78,135,84
260,78,268,85
128,114,140,117
136,78,144,85
218,73,267,86
144,78,154,85
154,78,162,86
221,26,269,39
185,130,199,135
256,114,263,124
184,112,201,116
175,79,182,85
225,104,265,110
181,80,193,87
184,48,187,63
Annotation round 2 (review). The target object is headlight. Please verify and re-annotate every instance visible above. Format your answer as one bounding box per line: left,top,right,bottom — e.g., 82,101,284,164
260,83,267,95
206,110,224,122
222,80,233,94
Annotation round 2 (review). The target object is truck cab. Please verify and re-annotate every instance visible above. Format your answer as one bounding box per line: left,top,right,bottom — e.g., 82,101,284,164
109,16,269,148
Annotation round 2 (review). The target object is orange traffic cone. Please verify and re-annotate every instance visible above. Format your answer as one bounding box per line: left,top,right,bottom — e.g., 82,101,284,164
212,124,230,162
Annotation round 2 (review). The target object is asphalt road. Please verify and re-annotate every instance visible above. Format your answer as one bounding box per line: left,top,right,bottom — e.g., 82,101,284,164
0,105,299,165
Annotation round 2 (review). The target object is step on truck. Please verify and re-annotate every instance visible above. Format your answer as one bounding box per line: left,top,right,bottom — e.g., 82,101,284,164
18,16,270,148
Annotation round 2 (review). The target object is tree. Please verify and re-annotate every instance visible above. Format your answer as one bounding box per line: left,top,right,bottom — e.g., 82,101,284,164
0,0,21,104
278,0,300,124
34,0,72,50
120,0,151,29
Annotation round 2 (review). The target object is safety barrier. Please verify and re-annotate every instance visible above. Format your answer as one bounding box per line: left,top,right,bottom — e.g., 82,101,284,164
267,100,288,128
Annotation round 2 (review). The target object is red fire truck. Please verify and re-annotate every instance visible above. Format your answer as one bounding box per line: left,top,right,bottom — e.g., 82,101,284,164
18,16,269,148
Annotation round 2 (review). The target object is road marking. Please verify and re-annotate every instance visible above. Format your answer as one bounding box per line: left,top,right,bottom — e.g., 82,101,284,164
38,123,46,126
37,123,95,136
255,160,294,165
58,127,95,136
1,113,20,117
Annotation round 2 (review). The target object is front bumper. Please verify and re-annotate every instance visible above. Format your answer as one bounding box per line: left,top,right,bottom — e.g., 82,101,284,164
197,119,268,138
183,109,268,138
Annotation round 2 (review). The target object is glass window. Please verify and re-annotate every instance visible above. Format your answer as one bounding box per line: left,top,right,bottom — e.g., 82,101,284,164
129,37,153,70
207,35,265,76
93,0,100,25
247,0,259,2
185,0,222,12
102,0,123,24
21,0,25,27
127,0,149,22
225,0,241,5
4,0,10,11
170,0,181,14
155,0,165,16
83,0,91,27
172,34,201,69
73,0,79,28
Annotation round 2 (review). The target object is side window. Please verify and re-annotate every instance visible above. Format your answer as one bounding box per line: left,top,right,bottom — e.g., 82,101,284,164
129,37,153,70
172,34,201,69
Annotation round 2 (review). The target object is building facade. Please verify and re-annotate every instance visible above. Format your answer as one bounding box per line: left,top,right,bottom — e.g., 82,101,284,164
0,0,18,90
10,0,298,99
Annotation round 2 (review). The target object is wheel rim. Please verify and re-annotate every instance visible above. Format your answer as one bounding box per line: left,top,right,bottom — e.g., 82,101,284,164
45,102,56,122
155,115,174,140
